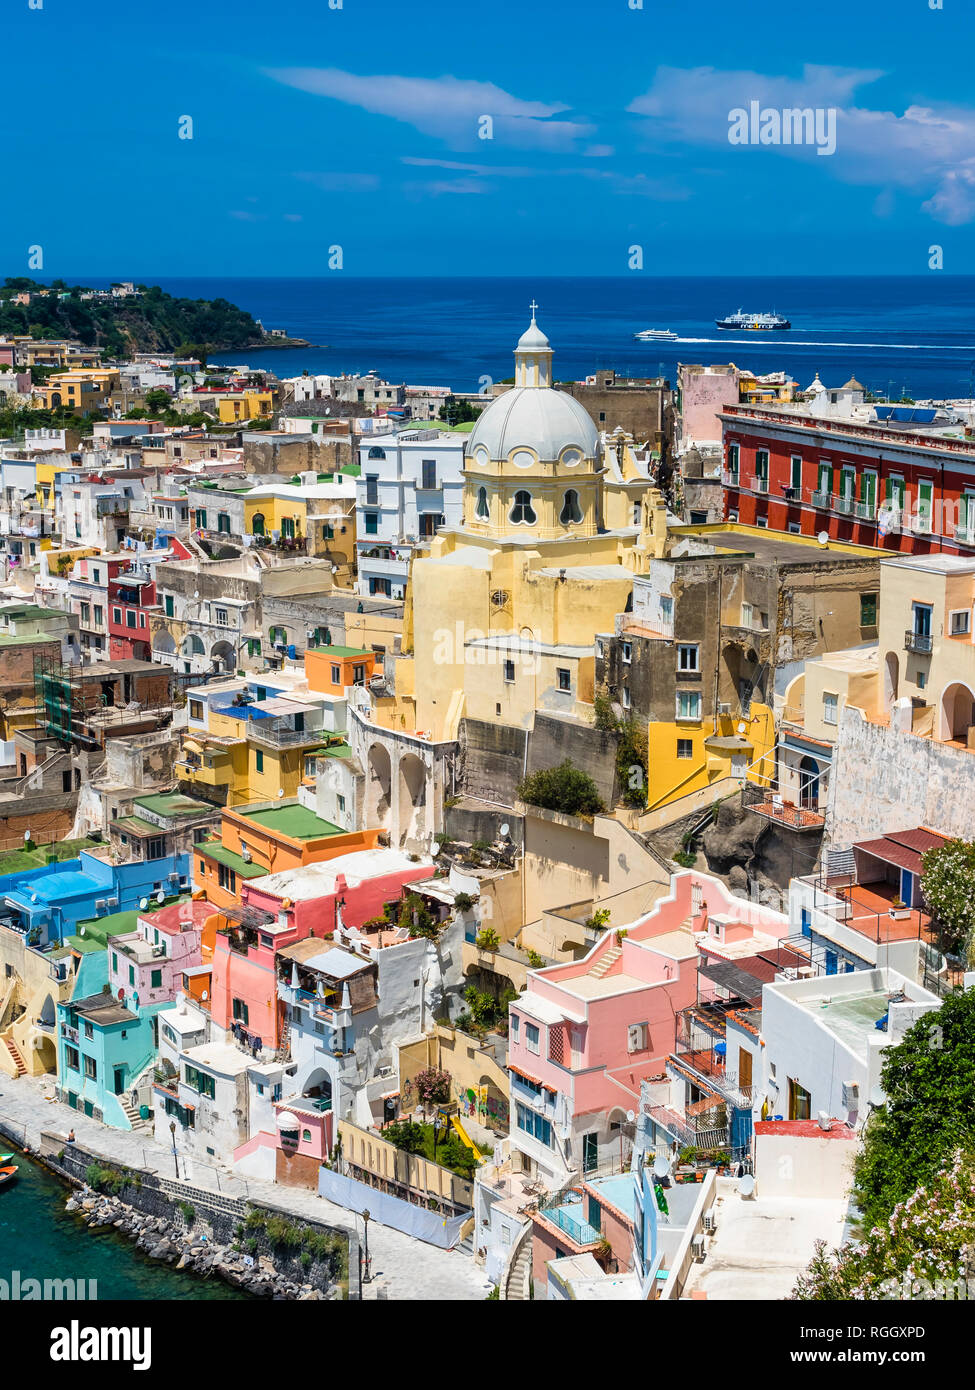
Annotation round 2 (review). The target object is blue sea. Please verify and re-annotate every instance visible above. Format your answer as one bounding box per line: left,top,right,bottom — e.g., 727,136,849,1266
79,275,975,400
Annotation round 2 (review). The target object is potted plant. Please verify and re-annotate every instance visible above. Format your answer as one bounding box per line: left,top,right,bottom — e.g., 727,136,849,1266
888,897,911,920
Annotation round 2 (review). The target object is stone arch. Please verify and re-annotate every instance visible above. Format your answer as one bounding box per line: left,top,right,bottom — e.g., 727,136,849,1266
302,1068,333,1105
396,751,426,847
181,633,205,658
938,680,975,743
884,651,899,713
210,639,236,674
153,628,176,658
798,755,821,810
366,742,392,826
251,512,266,536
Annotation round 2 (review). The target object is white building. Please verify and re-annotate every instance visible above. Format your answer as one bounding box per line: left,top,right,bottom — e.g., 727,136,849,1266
760,966,940,1126
356,429,465,598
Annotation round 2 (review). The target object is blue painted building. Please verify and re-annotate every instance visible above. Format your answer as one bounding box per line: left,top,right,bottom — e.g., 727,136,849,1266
56,989,164,1129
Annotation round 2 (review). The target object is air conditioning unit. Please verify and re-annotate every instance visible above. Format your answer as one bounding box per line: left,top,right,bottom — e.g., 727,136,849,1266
703,1207,717,1233
841,1081,859,1110
718,702,731,715
94,898,107,913
106,896,119,908
691,1232,706,1261
168,871,180,882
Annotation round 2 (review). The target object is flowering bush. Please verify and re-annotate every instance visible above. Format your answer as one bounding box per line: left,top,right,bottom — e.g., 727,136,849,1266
792,1148,975,1300
414,1066,451,1109
920,838,975,960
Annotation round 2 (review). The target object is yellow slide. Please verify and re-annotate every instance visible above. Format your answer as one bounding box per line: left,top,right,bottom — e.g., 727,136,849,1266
450,1114,481,1158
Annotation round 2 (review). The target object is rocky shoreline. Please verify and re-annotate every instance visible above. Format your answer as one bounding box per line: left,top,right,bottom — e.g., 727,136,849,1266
65,1190,336,1300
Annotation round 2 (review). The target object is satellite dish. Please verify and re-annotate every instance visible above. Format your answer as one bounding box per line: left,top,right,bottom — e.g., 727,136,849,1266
140,898,149,910
737,722,747,735
278,788,285,798
869,1085,885,1108
201,989,209,1002
500,823,510,838
739,1173,755,1198
23,829,31,842
626,1110,635,1123
156,890,166,904
78,924,86,936
652,1154,670,1178
817,531,829,547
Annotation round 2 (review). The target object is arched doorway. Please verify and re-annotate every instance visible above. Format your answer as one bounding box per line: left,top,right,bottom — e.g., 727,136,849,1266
939,681,975,743
884,652,899,713
397,752,426,846
181,633,204,660
798,755,821,810
366,743,392,825
152,629,176,662
210,640,236,674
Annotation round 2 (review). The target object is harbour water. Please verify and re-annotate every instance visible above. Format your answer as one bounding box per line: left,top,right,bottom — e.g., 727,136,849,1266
79,273,975,400
0,1149,249,1300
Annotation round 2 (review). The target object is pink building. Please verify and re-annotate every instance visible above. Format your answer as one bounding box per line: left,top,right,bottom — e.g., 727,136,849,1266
506,870,790,1188
240,847,434,939
107,898,209,1008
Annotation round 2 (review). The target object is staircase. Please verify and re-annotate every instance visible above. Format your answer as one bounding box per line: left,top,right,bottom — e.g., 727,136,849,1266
119,1094,149,1130
500,1223,532,1300
2,1036,27,1077
588,946,622,979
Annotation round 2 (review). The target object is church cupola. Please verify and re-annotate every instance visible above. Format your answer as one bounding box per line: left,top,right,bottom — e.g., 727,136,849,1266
514,301,553,388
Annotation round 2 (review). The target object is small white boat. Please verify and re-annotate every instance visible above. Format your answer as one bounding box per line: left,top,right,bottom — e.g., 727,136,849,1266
634,328,678,341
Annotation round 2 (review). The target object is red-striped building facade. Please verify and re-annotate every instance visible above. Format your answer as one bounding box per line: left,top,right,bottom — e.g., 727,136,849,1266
719,404,975,553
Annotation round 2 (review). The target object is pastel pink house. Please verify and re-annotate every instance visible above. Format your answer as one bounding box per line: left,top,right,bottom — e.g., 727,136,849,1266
506,870,790,1188
107,898,209,1008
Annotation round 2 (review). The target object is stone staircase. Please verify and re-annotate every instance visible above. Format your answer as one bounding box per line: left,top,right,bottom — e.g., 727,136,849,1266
2,1036,27,1077
587,945,622,979
119,1094,149,1130
501,1225,532,1300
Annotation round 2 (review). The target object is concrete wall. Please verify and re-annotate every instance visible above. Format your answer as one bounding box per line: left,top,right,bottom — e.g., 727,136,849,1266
830,706,975,846
754,1129,857,1200
526,712,619,807
458,718,528,805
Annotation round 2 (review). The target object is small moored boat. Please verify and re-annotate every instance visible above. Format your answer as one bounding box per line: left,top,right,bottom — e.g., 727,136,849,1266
0,1165,19,1189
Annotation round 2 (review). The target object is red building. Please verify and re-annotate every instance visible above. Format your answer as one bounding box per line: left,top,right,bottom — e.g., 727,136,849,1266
720,404,975,554
107,571,156,661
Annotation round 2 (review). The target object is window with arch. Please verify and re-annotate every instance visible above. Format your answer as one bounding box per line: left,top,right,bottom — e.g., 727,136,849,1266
269,626,288,646
367,446,386,459
475,486,489,520
184,634,204,656
251,512,265,536
509,490,537,525
560,489,583,525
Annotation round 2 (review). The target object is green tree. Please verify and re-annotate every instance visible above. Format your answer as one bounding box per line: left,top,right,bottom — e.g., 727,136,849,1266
438,396,483,425
385,1118,425,1154
517,759,605,818
920,838,975,960
853,988,975,1230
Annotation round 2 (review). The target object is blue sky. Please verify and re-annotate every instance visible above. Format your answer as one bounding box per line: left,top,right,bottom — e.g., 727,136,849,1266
6,0,975,277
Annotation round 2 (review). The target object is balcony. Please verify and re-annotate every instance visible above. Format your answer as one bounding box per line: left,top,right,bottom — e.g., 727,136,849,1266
62,1024,79,1044
721,470,740,488
855,501,876,521
835,495,854,515
247,718,324,750
749,475,769,494
904,629,933,655
811,490,830,509
538,1191,600,1248
96,497,129,517
956,523,975,546
913,514,933,535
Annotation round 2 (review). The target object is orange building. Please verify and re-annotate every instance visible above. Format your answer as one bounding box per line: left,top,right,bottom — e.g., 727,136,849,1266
192,798,382,908
304,644,378,697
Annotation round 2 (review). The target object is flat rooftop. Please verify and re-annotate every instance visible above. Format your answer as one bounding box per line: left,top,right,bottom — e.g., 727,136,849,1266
796,989,893,1057
674,528,881,565
237,803,341,840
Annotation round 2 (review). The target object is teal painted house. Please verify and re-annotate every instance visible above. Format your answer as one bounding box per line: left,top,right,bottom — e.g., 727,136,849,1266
56,990,163,1129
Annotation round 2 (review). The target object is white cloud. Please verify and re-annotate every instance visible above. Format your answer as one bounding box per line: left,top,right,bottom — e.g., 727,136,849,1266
628,64,975,224
265,67,593,150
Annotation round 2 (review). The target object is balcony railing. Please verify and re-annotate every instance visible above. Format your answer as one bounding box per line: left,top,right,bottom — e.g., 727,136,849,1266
721,470,740,487
955,523,975,545
855,501,876,520
835,495,854,515
247,720,324,749
539,1193,600,1247
750,475,769,494
904,629,933,654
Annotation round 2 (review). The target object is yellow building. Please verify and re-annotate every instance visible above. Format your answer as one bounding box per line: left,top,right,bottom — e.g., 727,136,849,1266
395,311,668,743
244,475,357,582
34,368,120,412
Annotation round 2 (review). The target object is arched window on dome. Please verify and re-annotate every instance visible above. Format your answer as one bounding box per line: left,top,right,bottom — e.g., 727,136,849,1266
367,446,386,460
560,489,583,525
509,490,536,526
475,486,490,521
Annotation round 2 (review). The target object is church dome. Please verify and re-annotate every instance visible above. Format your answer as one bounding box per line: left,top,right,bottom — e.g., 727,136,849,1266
516,318,551,351
466,386,599,462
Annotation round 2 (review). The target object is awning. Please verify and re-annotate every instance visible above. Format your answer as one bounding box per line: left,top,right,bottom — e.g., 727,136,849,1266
697,958,766,1002
509,1063,556,1093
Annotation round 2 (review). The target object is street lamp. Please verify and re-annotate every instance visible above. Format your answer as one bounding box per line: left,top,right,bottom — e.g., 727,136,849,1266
169,1119,179,1179
361,1208,371,1283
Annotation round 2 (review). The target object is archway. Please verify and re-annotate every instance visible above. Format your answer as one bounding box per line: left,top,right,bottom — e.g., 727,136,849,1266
397,751,426,846
302,1068,333,1106
152,629,176,661
366,743,392,826
939,681,975,743
181,633,204,660
798,755,821,810
884,652,899,713
251,512,265,537
210,640,236,674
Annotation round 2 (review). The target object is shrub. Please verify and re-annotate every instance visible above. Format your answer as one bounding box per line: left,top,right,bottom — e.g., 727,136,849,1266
244,1236,259,1255
526,949,544,968
517,760,605,818
453,891,476,913
414,1066,451,1108
673,849,696,868
244,1208,267,1230
265,1215,303,1249
475,927,500,951
920,838,975,959
584,907,610,934
178,1201,195,1226
299,1250,312,1270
